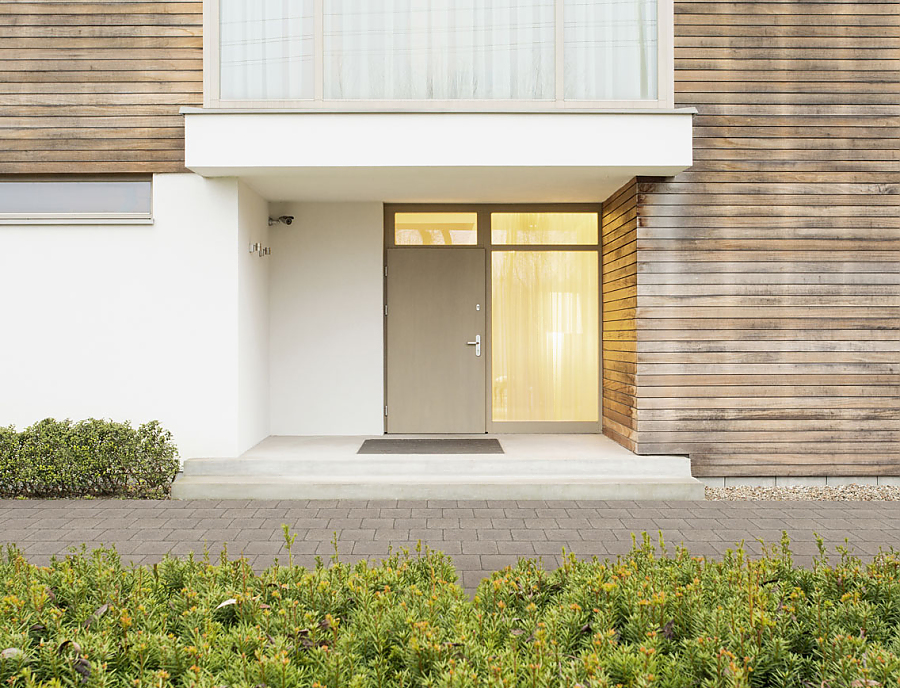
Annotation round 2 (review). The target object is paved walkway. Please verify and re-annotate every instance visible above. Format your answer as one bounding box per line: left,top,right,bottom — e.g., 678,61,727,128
2,499,899,592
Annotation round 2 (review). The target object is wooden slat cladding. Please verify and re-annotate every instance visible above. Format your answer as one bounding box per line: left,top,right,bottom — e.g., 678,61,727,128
632,0,900,476
601,180,639,452
0,1,202,174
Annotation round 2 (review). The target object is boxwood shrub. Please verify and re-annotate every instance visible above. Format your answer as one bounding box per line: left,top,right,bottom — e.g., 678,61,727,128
2,535,900,687
0,418,178,499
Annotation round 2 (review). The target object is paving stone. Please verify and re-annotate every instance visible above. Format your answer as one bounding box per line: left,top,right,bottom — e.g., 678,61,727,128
480,554,521,570
448,555,483,570
352,541,394,555
461,570,488,589
461,541,499,555
552,518,593,530
229,518,271,529
131,541,175,555
435,541,463,555
409,509,440,518
374,529,408,541
443,508,475,518
510,529,548,541
472,509,506,518
532,541,572,555
439,529,479,542
243,541,286,555
315,541,354,556
503,508,539,518
497,541,536,555
22,542,68,555
476,529,512,541
337,528,375,540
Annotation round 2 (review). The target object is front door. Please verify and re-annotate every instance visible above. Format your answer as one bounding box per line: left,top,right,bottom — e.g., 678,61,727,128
386,248,486,433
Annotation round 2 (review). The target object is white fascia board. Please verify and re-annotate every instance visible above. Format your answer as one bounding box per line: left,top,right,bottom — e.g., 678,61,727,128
184,111,693,174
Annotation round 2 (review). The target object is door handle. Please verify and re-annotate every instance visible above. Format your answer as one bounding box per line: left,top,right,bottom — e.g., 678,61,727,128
466,334,481,357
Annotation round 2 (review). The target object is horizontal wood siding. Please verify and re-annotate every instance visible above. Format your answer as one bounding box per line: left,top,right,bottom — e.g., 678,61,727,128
0,1,202,173
635,0,900,475
602,180,639,452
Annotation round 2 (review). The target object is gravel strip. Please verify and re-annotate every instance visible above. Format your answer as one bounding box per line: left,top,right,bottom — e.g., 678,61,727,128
706,485,900,501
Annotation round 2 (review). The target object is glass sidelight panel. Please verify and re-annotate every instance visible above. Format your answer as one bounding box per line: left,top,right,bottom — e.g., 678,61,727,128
394,212,477,245
491,251,599,422
491,212,598,245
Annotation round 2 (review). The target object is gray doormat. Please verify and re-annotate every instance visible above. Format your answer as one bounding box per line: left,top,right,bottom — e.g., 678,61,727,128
358,438,504,454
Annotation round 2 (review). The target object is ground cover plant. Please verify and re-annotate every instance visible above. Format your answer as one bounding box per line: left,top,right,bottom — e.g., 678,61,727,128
2,533,900,687
0,418,178,499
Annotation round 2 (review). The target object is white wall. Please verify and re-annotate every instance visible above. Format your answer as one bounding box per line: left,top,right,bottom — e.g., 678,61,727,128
268,202,384,435
237,182,270,453
0,173,247,459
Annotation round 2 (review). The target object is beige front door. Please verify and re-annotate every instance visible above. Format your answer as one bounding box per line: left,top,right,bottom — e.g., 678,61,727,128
386,248,486,433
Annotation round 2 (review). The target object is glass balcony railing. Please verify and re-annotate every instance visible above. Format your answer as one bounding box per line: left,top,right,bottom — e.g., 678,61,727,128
211,0,669,108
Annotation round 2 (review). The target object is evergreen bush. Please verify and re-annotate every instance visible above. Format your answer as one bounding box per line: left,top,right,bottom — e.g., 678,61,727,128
0,418,178,499
2,534,900,686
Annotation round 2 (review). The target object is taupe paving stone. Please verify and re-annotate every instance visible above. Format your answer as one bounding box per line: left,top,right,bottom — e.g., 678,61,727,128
374,528,407,541
441,529,479,542
462,541,499,554
498,542,536,555
5,499,900,593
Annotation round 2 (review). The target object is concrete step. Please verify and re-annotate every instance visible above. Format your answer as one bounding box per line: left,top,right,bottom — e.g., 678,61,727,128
171,474,705,500
181,455,693,478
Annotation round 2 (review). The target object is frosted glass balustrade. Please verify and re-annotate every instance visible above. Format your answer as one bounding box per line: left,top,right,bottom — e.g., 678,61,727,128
217,0,660,102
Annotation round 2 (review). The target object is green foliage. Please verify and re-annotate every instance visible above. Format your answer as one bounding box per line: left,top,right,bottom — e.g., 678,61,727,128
2,534,900,687
0,418,178,499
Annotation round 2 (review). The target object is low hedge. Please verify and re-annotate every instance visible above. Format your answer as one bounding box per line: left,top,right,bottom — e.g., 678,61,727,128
0,418,179,499
2,535,900,687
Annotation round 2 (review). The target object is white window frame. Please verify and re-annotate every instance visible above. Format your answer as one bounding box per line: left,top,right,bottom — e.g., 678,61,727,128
204,0,674,110
0,177,153,225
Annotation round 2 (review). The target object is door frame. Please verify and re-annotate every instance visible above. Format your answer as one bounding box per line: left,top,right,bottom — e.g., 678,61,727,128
384,203,603,434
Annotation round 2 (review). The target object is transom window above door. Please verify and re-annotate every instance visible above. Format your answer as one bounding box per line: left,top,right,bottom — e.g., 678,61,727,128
209,0,672,108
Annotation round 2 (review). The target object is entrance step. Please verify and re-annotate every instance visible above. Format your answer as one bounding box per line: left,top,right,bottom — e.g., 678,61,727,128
171,474,704,500
172,436,705,500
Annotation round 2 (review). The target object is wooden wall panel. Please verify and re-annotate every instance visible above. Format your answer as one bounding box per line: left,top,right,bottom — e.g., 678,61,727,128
601,180,639,452
0,1,202,173
634,0,900,476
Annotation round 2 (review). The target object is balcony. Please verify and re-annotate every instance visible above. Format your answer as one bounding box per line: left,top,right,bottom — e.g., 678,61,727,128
187,0,688,202
203,0,674,110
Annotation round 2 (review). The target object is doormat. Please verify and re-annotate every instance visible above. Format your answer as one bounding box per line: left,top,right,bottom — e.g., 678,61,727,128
357,438,504,454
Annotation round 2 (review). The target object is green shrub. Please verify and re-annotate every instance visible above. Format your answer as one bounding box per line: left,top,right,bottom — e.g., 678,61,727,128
0,418,178,499
2,535,900,687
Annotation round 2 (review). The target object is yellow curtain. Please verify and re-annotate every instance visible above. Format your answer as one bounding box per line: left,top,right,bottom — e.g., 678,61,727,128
492,212,598,245
491,251,599,422
394,212,477,245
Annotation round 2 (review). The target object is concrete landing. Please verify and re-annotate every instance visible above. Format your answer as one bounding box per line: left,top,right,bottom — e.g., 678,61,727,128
172,435,705,501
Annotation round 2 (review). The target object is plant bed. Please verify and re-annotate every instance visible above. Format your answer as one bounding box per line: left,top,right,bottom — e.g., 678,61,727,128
0,418,178,499
2,535,900,687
